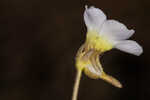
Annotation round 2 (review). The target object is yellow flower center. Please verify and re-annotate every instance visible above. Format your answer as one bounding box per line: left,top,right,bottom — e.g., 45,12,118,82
86,30,113,52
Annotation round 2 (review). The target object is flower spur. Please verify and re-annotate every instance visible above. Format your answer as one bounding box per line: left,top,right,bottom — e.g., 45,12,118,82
72,5,143,100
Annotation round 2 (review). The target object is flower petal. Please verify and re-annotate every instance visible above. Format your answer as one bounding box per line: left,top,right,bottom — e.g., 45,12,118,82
84,64,101,79
100,20,134,40
84,5,106,32
115,40,143,56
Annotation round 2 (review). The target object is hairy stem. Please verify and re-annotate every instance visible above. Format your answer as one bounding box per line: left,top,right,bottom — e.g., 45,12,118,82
72,69,82,100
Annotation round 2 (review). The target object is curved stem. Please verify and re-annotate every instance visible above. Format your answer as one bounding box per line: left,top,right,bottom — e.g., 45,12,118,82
72,69,82,100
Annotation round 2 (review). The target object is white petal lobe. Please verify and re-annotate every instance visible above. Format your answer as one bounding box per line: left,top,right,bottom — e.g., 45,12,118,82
100,20,134,40
115,40,143,56
84,6,106,32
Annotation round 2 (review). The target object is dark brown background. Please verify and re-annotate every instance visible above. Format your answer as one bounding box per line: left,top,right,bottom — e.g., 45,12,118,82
0,0,149,100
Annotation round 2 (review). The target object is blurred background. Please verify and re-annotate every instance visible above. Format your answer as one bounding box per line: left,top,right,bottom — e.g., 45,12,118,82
0,0,149,100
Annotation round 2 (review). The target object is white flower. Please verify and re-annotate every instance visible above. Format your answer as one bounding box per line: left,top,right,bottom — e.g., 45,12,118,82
84,5,143,56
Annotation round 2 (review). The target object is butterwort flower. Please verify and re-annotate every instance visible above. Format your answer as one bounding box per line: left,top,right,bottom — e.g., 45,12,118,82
72,5,143,100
